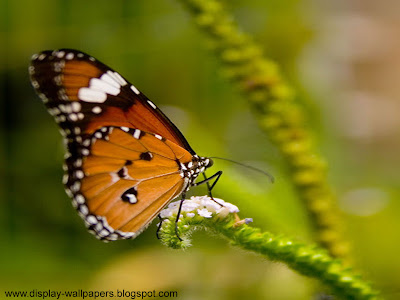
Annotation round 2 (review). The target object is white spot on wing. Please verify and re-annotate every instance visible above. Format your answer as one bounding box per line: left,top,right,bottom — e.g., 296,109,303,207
71,181,81,192
110,173,119,183
89,78,120,96
86,215,97,224
54,75,63,86
107,71,127,86
92,106,102,114
126,194,137,204
100,73,120,88
31,80,39,88
69,113,78,122
83,139,91,147
65,189,73,198
98,229,109,237
74,159,82,167
112,72,127,86
78,70,127,103
130,85,140,95
133,129,141,139
71,102,81,112
75,194,85,204
65,105,73,114
78,88,107,103
38,93,48,103
147,100,157,109
79,204,89,215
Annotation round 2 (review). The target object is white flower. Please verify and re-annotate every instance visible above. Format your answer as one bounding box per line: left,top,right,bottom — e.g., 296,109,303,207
213,198,239,213
160,196,240,220
197,208,212,218
212,198,225,206
216,207,230,218
181,201,200,211
160,209,173,218
204,200,222,212
167,201,180,209
221,201,239,213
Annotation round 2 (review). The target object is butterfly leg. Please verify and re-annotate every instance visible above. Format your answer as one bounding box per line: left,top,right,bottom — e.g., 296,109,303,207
174,192,186,241
206,171,222,197
171,173,223,241
156,199,185,241
196,171,227,208
156,215,164,240
194,171,223,198
202,173,213,199
156,205,184,241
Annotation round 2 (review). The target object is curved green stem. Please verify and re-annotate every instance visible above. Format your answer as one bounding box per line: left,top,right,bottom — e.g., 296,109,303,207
158,197,380,300
176,0,348,259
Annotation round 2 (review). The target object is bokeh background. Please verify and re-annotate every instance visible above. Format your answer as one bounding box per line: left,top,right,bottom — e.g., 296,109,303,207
2,0,400,299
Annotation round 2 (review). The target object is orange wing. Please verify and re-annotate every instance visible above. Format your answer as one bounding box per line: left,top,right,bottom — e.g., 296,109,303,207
67,126,193,241
29,49,195,154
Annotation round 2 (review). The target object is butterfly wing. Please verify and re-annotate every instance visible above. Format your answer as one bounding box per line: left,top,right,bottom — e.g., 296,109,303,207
29,49,195,154
29,49,208,241
70,126,192,240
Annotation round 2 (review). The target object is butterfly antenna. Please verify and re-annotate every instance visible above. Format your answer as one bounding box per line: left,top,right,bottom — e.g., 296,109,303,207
209,157,275,183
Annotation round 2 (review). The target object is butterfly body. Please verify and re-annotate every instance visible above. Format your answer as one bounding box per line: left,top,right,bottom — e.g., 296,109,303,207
29,49,213,241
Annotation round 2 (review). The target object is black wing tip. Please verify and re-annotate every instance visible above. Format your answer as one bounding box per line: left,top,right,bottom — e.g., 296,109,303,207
30,49,93,64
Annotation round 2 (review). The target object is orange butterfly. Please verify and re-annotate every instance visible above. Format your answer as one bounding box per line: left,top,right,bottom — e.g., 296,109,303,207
29,49,221,241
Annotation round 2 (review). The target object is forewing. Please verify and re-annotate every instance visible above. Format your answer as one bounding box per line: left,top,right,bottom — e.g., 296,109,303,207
29,49,195,153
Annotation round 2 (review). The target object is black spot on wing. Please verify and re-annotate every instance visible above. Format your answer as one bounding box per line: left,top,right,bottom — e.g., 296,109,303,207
117,167,128,179
121,187,138,204
139,152,153,161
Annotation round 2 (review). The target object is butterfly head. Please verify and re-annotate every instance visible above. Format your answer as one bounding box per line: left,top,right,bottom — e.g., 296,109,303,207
180,155,212,185
193,155,214,171
203,157,213,169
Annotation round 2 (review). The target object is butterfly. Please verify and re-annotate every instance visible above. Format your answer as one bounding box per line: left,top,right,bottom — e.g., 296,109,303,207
29,49,221,241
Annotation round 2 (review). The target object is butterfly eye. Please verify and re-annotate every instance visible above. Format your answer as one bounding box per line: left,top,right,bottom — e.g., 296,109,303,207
206,158,214,168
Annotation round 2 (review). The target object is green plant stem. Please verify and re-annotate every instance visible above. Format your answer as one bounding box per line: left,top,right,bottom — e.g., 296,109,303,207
159,206,379,300
177,0,348,258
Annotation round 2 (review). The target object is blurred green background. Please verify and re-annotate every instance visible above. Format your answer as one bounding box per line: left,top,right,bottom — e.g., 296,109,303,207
2,0,400,299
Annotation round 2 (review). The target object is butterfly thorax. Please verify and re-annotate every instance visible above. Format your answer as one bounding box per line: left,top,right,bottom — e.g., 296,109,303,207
179,155,212,189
